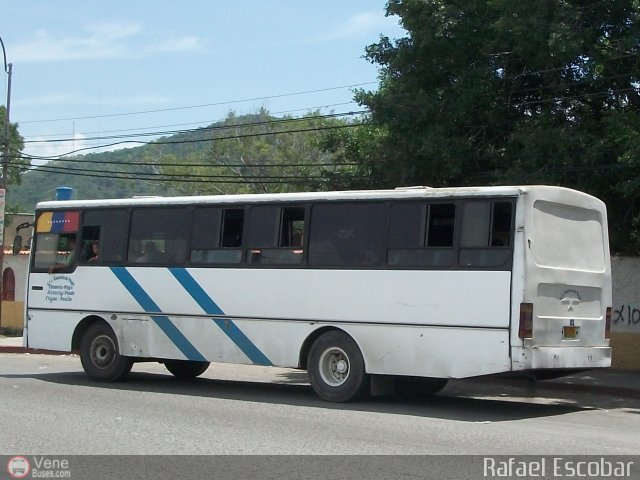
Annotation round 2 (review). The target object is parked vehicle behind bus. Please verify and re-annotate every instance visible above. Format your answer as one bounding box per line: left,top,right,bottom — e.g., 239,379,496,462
25,186,612,402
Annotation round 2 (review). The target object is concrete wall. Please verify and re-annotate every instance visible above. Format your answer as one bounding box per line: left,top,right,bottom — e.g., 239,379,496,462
0,254,29,330
611,256,640,370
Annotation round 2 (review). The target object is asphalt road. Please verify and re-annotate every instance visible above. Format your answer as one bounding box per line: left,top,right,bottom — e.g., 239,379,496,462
1,353,639,457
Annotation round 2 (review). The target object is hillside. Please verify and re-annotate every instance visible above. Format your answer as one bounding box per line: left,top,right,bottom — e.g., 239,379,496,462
8,145,178,211
8,111,352,212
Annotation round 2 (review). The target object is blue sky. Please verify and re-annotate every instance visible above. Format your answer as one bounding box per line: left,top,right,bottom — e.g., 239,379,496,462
0,1,405,160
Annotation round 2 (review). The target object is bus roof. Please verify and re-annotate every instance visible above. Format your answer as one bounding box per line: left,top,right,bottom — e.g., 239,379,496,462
34,185,596,210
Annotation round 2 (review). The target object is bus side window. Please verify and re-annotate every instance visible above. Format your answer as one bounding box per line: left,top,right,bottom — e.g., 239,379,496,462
191,208,244,265
459,201,513,268
280,207,305,248
81,209,129,264
387,202,455,268
247,206,305,265
128,207,190,265
309,203,386,267
221,209,244,248
427,203,455,247
81,225,101,262
490,202,512,247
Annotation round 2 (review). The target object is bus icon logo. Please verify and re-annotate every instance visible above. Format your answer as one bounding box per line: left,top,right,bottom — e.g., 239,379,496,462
7,456,30,479
560,289,581,312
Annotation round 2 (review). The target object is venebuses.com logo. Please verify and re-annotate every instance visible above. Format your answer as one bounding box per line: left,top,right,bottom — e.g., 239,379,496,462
7,456,30,479
6,456,71,479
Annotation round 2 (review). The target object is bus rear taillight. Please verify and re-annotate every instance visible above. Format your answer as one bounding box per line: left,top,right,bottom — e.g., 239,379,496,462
605,307,612,339
519,303,533,339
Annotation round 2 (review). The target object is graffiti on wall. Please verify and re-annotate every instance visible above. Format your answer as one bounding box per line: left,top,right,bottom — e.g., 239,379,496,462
613,305,640,331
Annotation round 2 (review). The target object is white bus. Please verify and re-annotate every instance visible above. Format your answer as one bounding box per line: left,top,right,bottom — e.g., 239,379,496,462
24,186,612,402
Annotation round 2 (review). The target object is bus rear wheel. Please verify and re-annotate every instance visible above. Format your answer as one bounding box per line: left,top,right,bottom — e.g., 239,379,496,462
307,331,369,402
164,360,210,379
80,322,132,382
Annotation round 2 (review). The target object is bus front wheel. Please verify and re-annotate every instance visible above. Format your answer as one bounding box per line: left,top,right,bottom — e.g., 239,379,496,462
307,331,369,402
164,360,210,379
80,322,133,382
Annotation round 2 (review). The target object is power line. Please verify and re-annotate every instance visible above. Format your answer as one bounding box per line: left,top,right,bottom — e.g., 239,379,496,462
16,79,639,163
17,154,358,168
24,102,360,140
16,164,354,185
23,110,368,145
16,157,634,187
22,121,369,161
24,162,351,180
17,83,377,125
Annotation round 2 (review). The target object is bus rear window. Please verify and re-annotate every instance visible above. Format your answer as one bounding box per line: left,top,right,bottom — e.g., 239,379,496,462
532,200,605,272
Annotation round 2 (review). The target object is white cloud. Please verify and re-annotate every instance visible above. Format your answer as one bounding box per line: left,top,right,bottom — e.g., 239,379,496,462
341,13,382,37
12,22,201,63
327,11,402,41
24,131,134,163
146,36,202,54
85,21,142,41
25,132,92,164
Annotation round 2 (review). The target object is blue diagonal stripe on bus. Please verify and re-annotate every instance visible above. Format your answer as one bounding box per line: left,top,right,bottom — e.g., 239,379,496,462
169,267,273,366
110,267,207,362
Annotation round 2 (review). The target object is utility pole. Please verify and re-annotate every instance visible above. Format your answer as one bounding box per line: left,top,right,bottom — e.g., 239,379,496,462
1,35,12,190
2,63,11,189
0,35,12,329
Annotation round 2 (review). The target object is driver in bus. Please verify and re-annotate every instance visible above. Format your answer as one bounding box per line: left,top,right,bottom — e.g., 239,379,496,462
49,236,77,273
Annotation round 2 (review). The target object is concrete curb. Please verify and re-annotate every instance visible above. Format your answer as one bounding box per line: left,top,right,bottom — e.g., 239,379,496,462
541,380,640,399
473,375,640,400
0,345,73,355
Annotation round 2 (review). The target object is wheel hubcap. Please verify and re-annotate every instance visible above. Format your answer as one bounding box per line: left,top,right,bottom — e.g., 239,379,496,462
318,347,350,387
91,335,116,369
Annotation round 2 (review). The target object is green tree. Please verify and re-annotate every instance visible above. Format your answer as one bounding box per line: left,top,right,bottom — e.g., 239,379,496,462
158,109,350,195
340,0,640,252
0,105,26,188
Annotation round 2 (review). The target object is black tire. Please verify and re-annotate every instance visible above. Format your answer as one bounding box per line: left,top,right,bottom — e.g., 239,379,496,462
80,322,133,382
307,330,369,402
164,360,210,379
395,376,448,399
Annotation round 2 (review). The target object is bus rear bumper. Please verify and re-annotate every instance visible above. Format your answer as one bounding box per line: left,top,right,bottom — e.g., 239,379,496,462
511,345,612,370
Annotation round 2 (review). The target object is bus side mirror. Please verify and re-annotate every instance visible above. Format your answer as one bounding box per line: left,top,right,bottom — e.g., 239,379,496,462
12,235,22,255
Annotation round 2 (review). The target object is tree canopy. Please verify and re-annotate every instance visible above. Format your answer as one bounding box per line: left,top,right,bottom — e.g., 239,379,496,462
153,109,356,196
0,105,26,188
327,0,640,253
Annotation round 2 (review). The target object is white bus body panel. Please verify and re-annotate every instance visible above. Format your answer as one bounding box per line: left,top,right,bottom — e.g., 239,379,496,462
27,267,513,378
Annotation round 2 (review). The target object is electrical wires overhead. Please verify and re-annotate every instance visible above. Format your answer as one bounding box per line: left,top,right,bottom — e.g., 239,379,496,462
10,93,372,187
21,110,369,160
